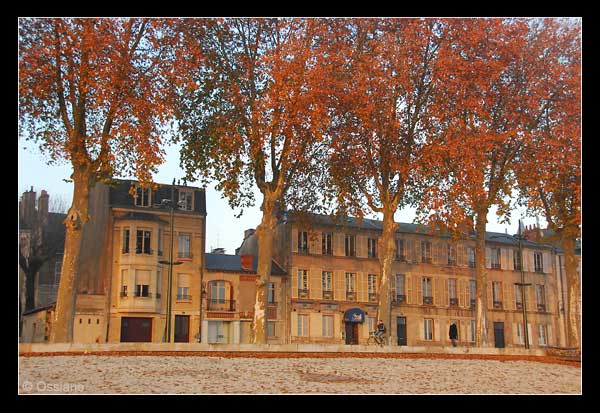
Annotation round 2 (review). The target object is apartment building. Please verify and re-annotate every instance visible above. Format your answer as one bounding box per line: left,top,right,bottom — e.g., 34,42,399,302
202,253,287,344
268,213,561,348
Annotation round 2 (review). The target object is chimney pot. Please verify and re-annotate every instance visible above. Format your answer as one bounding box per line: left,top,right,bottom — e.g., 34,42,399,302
240,254,254,271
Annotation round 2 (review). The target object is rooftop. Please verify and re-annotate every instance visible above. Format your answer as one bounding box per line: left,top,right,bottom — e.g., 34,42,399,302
205,253,287,276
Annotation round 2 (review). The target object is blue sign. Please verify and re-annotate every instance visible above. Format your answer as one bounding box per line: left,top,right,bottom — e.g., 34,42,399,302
343,308,365,323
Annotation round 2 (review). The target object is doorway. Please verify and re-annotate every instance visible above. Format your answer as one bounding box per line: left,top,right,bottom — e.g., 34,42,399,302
174,315,190,343
494,321,505,348
344,322,359,345
396,316,407,346
120,317,152,342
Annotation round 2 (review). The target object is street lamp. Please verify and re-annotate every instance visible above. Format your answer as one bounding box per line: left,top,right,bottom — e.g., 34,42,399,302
158,180,183,343
514,219,531,349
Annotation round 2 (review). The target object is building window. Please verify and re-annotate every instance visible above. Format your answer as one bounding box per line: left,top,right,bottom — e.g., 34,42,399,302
345,234,355,257
178,189,193,211
491,248,501,269
122,227,130,254
178,233,191,258
395,239,406,261
367,238,377,258
134,186,151,207
492,281,502,309
267,321,276,338
322,232,332,255
513,249,522,271
470,320,476,342
448,278,458,306
421,241,432,263
157,229,163,256
515,284,523,310
394,274,406,303
136,229,152,254
469,280,476,308
135,270,150,297
121,269,128,297
368,317,376,333
322,271,333,299
447,245,457,266
424,318,433,341
534,252,544,273
297,269,309,298
298,231,309,255
297,314,308,337
207,320,228,344
422,277,432,305
345,272,356,300
368,274,377,302
208,280,230,310
516,323,524,345
536,284,546,312
538,324,548,346
322,315,333,337
267,282,276,304
177,274,190,300
468,247,475,268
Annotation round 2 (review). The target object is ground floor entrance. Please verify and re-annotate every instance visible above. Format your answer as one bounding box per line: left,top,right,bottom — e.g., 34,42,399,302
396,316,407,346
344,322,359,345
120,317,152,342
494,321,505,348
174,315,190,343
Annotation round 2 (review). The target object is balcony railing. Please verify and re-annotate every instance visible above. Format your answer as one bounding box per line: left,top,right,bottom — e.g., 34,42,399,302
535,267,544,274
516,302,523,310
395,254,407,262
423,296,433,305
176,294,192,300
392,294,406,304
267,301,278,306
298,289,310,298
368,293,378,302
493,300,503,309
134,292,153,298
421,257,432,264
449,297,459,307
120,291,128,297
537,304,546,312
346,291,356,301
491,263,501,270
207,299,236,311
322,290,334,300
447,259,457,266
470,299,476,308
514,264,522,271
135,248,153,255
177,252,192,259
468,261,475,268
298,247,309,255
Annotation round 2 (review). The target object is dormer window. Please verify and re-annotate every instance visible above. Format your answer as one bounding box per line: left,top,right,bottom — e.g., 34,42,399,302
134,186,151,207
178,189,193,211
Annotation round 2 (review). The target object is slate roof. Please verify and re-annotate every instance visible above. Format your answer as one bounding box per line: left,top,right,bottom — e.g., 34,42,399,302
205,253,287,276
114,211,169,224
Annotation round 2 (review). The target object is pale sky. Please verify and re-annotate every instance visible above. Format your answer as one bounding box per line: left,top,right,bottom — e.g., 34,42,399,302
18,140,545,255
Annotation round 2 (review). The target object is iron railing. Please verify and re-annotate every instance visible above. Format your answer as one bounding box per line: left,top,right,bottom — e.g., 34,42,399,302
423,296,433,305
207,299,236,311
298,289,310,298
346,291,356,301
449,297,459,306
322,290,334,300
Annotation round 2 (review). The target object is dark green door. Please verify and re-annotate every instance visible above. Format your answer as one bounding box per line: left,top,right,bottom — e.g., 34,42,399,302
397,316,407,346
494,322,505,348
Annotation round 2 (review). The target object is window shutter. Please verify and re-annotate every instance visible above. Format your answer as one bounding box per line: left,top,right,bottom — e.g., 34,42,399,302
486,282,493,310
434,319,440,341
417,277,423,305
291,228,298,253
432,242,439,264
334,270,344,301
419,319,424,340
457,244,466,267
309,231,319,254
503,282,511,310
501,249,509,271
485,247,491,269
412,239,420,264
359,235,367,258
291,267,298,298
333,232,343,256
507,249,514,271
358,272,368,302
527,323,533,346
527,250,535,273
547,325,553,346
390,275,396,298
406,275,413,304
458,279,465,307
309,268,321,299
441,243,448,265
543,251,551,274
512,322,518,345
444,279,450,307
291,313,298,337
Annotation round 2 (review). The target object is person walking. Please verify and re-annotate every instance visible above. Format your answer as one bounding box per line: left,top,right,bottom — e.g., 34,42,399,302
449,322,458,347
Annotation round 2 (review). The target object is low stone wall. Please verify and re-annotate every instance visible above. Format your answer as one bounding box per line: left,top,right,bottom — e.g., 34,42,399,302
19,342,548,357
545,346,581,361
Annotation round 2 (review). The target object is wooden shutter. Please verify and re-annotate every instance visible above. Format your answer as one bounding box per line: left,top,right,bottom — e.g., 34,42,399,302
291,267,298,298
406,275,413,304
413,239,421,263
291,227,298,253
457,244,465,267
503,282,511,310
309,231,319,255
333,232,343,256
310,268,321,299
390,275,397,298
507,249,514,271
527,250,535,273
501,249,509,271
444,278,450,307
419,319,424,340
417,276,423,305
291,313,298,337
334,271,345,301
432,242,439,264
358,272,367,302
547,324,553,346
527,323,533,346
458,279,465,307
441,243,448,265
485,247,491,269
434,319,440,341
487,281,494,309
432,277,439,305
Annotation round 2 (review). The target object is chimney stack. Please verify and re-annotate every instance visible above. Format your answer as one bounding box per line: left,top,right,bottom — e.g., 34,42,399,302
244,228,256,240
20,187,37,228
38,190,49,228
240,254,254,271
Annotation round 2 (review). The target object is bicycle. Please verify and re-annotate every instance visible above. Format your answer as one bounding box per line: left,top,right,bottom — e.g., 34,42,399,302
367,330,386,346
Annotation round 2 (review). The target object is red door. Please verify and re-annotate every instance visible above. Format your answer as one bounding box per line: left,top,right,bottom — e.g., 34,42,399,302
120,317,153,342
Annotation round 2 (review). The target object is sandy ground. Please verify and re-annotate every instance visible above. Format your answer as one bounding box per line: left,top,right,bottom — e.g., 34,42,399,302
18,355,581,395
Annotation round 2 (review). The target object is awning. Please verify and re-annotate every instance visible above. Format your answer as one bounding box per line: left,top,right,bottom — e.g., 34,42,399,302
343,308,365,323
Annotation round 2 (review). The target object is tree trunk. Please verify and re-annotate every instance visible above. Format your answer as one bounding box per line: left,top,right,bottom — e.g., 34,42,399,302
25,268,37,312
252,194,278,345
50,167,93,343
561,236,581,349
474,209,491,347
377,207,397,346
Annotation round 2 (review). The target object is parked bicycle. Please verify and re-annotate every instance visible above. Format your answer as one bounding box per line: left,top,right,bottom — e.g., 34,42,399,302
367,330,386,346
